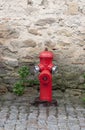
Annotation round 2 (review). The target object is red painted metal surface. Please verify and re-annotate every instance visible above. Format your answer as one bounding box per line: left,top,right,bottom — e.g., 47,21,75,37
38,49,54,102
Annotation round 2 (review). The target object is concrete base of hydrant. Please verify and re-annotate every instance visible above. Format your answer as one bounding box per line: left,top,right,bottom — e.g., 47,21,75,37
30,97,58,106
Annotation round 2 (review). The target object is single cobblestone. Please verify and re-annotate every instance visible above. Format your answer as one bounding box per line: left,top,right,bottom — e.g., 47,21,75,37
4,120,15,130
0,127,4,130
15,121,27,130
38,104,48,129
47,124,58,130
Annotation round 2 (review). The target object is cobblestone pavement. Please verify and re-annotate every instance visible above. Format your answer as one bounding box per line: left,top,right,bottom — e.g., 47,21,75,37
0,89,85,130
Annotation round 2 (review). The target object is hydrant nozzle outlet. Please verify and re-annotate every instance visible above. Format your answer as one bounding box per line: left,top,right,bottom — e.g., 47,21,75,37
52,66,58,73
34,66,40,73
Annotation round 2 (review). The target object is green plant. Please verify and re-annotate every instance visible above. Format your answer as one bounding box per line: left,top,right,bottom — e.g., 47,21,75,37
13,65,40,96
13,66,30,95
13,81,24,96
18,66,30,82
83,74,85,79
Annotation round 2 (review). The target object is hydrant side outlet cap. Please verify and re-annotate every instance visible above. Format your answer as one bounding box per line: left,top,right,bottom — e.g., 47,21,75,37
39,70,52,84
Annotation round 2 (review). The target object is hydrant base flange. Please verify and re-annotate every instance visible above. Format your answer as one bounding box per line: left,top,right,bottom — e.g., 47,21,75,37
30,97,58,106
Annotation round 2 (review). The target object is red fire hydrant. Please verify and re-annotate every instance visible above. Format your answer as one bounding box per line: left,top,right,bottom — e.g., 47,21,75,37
34,48,57,104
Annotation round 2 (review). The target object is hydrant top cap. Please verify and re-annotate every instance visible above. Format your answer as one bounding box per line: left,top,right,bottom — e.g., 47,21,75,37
39,51,53,58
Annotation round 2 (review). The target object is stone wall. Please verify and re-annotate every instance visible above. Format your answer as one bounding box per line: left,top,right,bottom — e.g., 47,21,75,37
0,0,85,91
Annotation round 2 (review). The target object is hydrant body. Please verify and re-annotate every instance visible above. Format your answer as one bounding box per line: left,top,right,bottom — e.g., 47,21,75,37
38,50,55,102
35,50,57,102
